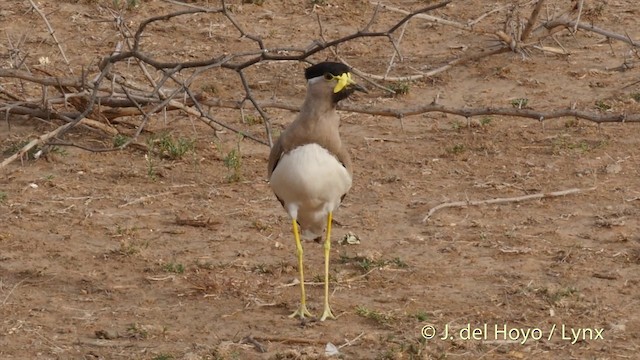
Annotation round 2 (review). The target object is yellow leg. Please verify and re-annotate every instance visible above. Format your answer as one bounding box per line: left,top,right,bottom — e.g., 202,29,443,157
320,211,336,321
289,219,313,319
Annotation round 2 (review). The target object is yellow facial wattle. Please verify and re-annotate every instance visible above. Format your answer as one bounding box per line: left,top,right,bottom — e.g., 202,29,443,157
333,72,354,93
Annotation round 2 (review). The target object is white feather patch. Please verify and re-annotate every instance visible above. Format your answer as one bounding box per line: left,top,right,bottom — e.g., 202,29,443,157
270,143,351,227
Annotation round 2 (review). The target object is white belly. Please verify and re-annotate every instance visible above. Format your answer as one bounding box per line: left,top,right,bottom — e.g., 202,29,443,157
270,143,352,236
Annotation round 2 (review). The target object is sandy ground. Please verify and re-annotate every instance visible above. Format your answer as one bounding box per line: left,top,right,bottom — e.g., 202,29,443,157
1,0,640,359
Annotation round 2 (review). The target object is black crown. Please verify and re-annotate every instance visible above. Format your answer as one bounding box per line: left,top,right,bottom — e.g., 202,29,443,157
305,62,350,80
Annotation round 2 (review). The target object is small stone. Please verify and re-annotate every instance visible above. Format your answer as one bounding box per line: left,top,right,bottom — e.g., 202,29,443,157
340,232,360,245
605,163,622,174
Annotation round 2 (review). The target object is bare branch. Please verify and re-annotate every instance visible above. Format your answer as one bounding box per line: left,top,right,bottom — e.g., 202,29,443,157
237,70,273,147
422,187,597,223
338,46,509,82
0,69,83,88
534,15,640,48
521,0,545,41
346,103,639,124
1,119,76,168
200,98,639,125
27,0,72,73
2,0,637,166
573,0,584,34
371,1,469,31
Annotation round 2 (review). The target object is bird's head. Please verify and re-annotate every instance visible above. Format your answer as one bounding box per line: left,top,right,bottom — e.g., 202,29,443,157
304,62,367,103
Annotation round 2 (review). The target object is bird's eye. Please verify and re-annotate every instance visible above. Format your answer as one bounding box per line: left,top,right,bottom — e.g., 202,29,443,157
324,73,334,80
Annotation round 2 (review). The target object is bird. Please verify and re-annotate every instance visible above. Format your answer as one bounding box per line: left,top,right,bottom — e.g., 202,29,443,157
267,61,366,321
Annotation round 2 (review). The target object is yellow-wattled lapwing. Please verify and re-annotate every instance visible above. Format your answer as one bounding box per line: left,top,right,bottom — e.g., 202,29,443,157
268,62,366,321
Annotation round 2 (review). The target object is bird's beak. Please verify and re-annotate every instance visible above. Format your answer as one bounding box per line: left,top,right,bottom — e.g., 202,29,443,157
333,72,368,94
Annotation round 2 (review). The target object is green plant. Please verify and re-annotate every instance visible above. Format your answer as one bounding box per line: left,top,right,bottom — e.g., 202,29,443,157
389,81,410,96
252,220,269,231
538,286,578,305
2,140,39,159
252,263,271,274
574,140,590,152
2,141,22,156
113,224,139,237
338,253,351,264
162,263,185,274
145,153,157,180
110,225,147,256
480,116,492,126
243,0,265,4
49,146,68,156
450,120,464,131
355,305,391,325
510,98,528,108
126,323,148,339
201,84,217,94
0,192,7,204
564,118,579,128
595,100,611,111
413,311,429,321
312,273,336,283
390,257,408,268
357,258,375,272
242,114,261,125
113,134,129,148
552,137,596,154
153,133,195,160
631,93,640,102
223,144,242,182
446,144,465,155
117,239,140,256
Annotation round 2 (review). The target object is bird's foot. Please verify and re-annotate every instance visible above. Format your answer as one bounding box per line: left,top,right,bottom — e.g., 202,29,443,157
289,304,314,319
319,305,336,321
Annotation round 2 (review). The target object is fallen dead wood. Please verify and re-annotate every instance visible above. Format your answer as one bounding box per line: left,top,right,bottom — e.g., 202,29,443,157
2,0,639,170
534,15,640,48
422,187,597,222
0,68,83,88
0,121,76,168
212,99,640,124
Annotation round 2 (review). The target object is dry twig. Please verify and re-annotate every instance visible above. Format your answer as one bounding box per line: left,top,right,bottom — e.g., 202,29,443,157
1,278,29,307
2,0,639,169
203,98,640,124
422,187,597,222
27,0,72,72
0,120,76,168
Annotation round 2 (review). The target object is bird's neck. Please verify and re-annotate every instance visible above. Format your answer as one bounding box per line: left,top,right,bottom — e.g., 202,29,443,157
298,94,339,128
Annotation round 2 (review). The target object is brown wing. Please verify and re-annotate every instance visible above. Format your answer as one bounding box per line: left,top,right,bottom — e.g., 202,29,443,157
267,135,285,178
267,136,286,208
333,146,353,178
